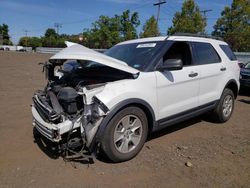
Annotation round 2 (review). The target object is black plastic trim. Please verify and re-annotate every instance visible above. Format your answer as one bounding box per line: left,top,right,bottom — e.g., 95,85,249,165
89,98,220,152
173,32,224,41
224,79,239,99
153,100,219,132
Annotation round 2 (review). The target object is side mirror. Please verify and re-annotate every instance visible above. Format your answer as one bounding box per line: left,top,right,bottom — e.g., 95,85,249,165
158,59,183,71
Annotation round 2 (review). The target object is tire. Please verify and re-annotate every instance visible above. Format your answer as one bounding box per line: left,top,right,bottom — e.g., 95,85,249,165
212,88,235,123
33,127,41,141
101,106,148,162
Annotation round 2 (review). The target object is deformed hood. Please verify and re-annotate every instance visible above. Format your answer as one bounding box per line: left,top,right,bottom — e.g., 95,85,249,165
49,42,139,74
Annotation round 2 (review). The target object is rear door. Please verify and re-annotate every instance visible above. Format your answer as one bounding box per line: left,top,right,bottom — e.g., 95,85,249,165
191,42,227,105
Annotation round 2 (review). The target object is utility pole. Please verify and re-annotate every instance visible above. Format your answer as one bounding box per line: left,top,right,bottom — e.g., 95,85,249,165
24,30,29,47
200,9,212,19
54,23,62,35
153,0,166,26
0,31,3,45
24,30,29,37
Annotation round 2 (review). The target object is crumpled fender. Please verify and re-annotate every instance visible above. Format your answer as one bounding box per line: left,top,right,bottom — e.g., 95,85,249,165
87,72,158,152
88,98,156,152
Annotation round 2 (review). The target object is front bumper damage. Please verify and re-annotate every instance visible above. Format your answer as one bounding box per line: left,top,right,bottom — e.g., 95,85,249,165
32,106,82,142
32,87,109,160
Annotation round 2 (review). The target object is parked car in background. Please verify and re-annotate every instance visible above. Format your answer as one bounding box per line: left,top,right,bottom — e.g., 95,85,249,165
238,62,244,68
0,47,10,51
18,48,27,52
240,61,250,88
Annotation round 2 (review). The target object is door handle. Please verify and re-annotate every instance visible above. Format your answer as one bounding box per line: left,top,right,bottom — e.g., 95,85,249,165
220,67,226,71
188,72,198,77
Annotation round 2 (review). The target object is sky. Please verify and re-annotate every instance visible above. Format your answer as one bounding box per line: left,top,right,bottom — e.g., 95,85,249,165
0,0,233,44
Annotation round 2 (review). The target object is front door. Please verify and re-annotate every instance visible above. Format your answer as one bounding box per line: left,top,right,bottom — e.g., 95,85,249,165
155,41,200,120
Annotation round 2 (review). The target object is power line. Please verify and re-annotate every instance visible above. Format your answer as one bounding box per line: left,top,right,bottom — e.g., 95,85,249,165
200,9,213,19
125,2,152,11
154,0,166,26
161,8,173,17
61,2,152,26
16,2,152,38
163,2,178,15
10,2,154,43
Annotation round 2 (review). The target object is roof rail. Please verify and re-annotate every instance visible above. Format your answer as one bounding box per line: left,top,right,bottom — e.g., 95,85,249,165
172,32,223,41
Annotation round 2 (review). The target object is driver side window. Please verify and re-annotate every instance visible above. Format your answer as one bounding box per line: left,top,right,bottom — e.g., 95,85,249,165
163,41,192,66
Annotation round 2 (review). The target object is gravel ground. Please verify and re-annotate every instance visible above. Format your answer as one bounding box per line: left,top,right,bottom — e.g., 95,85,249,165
0,51,249,188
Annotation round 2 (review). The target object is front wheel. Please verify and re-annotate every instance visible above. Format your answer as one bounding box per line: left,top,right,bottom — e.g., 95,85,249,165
101,107,148,162
212,88,235,123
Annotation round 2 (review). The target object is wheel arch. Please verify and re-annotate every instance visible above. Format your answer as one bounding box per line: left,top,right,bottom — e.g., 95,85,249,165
224,79,239,99
89,98,156,152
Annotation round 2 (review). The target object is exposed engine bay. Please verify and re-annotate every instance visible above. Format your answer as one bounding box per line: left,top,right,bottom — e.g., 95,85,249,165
32,59,134,161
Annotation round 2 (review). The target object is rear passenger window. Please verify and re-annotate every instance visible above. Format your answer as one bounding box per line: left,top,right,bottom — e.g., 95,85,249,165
193,42,221,65
220,45,237,61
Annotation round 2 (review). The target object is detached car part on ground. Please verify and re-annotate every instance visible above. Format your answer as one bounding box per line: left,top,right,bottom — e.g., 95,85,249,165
32,36,240,162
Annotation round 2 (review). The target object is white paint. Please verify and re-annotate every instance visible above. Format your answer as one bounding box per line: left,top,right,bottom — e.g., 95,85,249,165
50,43,139,74
32,35,240,143
136,43,157,48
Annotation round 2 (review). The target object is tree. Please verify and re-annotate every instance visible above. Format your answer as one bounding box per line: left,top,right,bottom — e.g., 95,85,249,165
140,16,159,38
18,37,42,49
90,15,121,48
44,28,57,38
0,23,12,45
212,0,250,52
120,10,140,40
43,28,58,47
42,36,57,47
18,37,29,47
167,0,206,35
82,29,95,48
29,37,42,49
82,10,140,48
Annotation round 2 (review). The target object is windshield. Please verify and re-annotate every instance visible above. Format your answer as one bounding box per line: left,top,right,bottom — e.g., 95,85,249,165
245,62,250,69
105,41,165,71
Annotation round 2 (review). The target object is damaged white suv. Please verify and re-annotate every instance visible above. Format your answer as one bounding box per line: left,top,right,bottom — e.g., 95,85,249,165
32,34,240,162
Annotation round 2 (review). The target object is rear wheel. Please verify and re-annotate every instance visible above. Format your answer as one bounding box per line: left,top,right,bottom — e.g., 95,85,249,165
101,107,148,162
212,88,235,123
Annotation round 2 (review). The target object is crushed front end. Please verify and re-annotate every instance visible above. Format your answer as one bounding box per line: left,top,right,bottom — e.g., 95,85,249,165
32,83,108,159
31,42,138,161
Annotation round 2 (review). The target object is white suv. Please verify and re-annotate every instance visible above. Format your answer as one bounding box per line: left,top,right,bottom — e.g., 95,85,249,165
32,34,240,162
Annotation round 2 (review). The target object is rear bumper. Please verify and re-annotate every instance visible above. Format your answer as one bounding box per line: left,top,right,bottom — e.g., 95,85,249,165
32,106,81,142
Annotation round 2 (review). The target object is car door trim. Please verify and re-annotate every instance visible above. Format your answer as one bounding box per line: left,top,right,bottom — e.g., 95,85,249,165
153,100,219,132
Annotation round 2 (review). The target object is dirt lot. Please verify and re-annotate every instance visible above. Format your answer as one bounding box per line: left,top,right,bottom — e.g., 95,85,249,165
0,51,249,188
